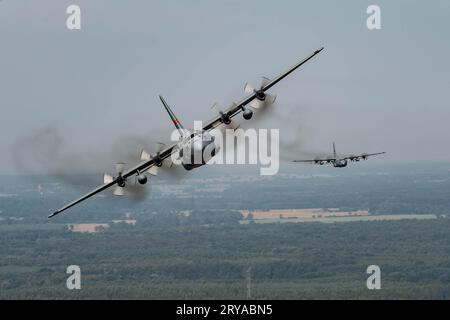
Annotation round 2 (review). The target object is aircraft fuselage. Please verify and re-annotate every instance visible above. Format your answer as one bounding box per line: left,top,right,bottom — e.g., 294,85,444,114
333,159,348,168
178,130,218,171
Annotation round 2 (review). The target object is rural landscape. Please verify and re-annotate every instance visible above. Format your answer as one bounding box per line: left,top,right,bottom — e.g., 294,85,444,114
1,163,450,299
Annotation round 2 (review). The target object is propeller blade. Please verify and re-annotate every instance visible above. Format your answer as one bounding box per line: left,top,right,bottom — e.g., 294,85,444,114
250,94,276,109
250,99,262,109
103,173,113,184
148,166,158,176
211,103,221,114
244,83,254,94
156,142,166,153
140,149,151,161
260,77,271,88
113,186,125,196
162,158,173,168
266,94,277,105
115,162,125,174
227,120,240,130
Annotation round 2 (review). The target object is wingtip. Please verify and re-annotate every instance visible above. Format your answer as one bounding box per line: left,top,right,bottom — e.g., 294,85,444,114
48,211,58,219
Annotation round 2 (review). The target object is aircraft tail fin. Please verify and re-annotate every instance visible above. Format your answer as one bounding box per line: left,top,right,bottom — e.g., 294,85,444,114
333,142,337,159
159,95,186,137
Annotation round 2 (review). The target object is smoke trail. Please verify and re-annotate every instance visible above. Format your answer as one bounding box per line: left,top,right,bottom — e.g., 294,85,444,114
11,124,187,193
239,101,330,161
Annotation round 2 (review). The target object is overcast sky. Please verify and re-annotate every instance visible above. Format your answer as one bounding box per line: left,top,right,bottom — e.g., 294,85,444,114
1,0,449,174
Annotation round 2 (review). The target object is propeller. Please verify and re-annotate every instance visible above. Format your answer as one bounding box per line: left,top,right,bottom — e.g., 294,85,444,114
102,161,150,197
140,142,172,176
102,162,127,196
313,158,325,165
211,103,240,130
244,77,277,109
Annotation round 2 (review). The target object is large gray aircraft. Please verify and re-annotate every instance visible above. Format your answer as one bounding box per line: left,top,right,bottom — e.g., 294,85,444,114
49,47,324,218
293,142,385,168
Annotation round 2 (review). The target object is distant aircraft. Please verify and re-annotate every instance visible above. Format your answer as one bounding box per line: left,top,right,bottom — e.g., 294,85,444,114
49,47,324,218
293,142,385,168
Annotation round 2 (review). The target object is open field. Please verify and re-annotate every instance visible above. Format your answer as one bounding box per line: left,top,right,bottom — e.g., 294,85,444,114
240,214,439,224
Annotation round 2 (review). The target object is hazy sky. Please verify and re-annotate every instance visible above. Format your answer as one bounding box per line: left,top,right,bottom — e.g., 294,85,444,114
1,0,449,174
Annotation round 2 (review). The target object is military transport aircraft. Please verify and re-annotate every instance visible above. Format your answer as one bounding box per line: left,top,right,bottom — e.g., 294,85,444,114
293,142,385,168
49,47,324,218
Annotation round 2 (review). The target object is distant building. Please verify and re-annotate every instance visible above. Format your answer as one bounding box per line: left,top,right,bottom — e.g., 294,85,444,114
68,223,110,233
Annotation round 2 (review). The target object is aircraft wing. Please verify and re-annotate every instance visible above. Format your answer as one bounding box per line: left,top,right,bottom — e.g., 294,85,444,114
341,152,386,161
202,47,324,131
293,158,335,164
49,143,177,218
160,48,325,146
48,180,117,218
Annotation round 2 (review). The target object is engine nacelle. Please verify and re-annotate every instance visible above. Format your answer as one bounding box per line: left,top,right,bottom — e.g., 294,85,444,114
243,108,253,120
137,174,147,185
179,131,219,171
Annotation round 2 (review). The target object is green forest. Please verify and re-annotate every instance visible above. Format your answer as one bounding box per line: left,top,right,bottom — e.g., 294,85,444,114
1,218,450,299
